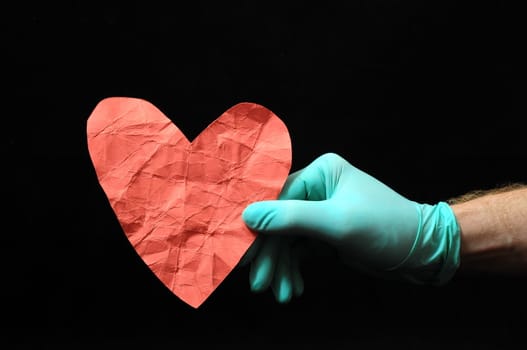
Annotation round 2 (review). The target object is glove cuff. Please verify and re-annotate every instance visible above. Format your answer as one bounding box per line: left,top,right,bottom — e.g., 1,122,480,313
388,201,461,285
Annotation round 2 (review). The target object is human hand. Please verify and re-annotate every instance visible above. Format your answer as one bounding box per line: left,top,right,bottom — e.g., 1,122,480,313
240,153,461,303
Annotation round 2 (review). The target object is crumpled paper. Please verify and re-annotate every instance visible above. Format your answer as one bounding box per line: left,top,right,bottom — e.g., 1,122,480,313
86,97,292,308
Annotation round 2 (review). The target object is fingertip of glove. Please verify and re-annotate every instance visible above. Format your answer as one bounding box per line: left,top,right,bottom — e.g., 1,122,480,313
278,286,292,304
242,203,258,230
250,278,265,293
243,201,276,231
250,261,271,293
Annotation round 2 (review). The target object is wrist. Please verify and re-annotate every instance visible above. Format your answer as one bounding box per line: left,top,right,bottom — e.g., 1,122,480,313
450,188,527,274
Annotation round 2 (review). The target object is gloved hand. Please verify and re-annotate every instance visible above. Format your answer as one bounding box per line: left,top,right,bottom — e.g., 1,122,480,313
240,153,461,303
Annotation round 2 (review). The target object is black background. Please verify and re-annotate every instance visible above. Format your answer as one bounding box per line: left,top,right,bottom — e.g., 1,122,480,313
4,1,527,347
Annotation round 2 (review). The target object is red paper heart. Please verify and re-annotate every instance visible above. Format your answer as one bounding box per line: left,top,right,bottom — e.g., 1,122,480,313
86,97,292,308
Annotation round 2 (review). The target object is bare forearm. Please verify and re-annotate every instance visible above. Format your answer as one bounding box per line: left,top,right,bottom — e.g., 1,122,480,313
450,186,527,274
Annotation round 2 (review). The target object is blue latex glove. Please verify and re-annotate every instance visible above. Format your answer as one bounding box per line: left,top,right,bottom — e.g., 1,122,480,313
241,153,461,303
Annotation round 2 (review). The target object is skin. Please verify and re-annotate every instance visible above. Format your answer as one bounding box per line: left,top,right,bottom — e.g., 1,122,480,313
450,185,527,275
